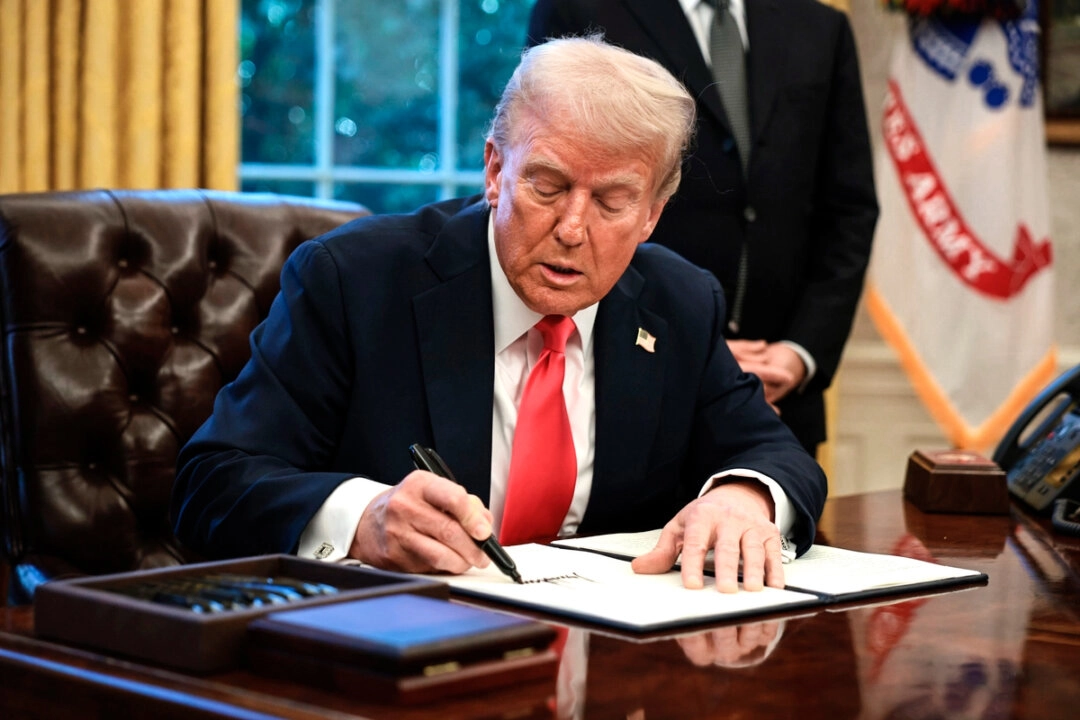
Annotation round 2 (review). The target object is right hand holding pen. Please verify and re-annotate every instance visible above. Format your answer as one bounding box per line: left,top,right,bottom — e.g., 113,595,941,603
349,470,494,574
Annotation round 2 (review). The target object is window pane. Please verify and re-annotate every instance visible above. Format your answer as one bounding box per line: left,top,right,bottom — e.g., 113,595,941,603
241,178,316,198
454,183,484,198
458,0,536,169
333,1,440,169
335,182,440,215
240,0,318,165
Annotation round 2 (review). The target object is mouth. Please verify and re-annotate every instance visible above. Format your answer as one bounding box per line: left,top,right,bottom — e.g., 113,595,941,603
543,262,580,276
540,262,583,286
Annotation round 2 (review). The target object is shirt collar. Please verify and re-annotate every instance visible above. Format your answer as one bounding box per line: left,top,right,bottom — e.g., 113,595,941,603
487,213,597,355
682,0,746,25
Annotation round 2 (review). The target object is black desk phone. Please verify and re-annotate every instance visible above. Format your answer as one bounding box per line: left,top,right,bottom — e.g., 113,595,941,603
993,364,1080,534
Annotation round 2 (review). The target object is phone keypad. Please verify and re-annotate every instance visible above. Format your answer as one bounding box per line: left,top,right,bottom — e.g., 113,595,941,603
1008,412,1080,508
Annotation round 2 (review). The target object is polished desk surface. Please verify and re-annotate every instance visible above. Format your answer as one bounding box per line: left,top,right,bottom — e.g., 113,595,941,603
2,490,1079,719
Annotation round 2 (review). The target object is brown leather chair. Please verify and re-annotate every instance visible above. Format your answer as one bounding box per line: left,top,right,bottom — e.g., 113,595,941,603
0,189,369,604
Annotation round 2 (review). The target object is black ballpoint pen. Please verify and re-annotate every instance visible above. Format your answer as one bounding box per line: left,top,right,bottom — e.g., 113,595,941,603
409,443,524,584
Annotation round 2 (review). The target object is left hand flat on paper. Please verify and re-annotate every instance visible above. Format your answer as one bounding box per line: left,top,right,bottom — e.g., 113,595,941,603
631,479,784,592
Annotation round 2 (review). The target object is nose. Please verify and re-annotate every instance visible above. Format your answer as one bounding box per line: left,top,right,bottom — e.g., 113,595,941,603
554,190,588,246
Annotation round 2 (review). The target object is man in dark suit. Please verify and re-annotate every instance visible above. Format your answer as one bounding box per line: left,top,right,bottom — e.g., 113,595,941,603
528,0,879,456
171,36,827,592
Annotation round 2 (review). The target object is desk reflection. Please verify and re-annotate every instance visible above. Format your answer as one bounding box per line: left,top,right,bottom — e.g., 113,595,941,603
847,531,1028,720
554,610,858,719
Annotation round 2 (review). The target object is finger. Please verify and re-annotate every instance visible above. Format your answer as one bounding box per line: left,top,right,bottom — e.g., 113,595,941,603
631,523,682,575
394,527,477,574
709,522,742,593
738,527,769,592
728,339,767,356
705,626,742,665
408,502,490,569
734,359,769,376
762,384,785,404
764,534,786,589
458,494,495,541
678,520,713,590
737,622,765,652
759,621,781,647
753,365,795,388
420,475,494,541
676,632,713,667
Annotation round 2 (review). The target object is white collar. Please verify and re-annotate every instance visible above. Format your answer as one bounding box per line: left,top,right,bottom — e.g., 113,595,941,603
682,0,746,20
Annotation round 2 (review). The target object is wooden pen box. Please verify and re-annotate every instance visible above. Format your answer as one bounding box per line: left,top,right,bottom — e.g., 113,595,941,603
33,554,447,673
904,449,1010,514
246,594,559,704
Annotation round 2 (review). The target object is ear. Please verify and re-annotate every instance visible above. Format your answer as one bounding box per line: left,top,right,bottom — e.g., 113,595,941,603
483,140,502,208
639,197,669,243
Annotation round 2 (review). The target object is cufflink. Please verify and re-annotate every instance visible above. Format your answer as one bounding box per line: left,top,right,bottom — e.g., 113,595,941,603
314,542,334,560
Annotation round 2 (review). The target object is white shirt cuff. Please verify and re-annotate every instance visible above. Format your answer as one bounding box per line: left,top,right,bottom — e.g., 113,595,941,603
296,476,390,561
700,469,797,563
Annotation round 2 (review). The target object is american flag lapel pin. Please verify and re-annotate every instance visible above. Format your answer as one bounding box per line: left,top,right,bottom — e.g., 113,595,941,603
635,327,656,353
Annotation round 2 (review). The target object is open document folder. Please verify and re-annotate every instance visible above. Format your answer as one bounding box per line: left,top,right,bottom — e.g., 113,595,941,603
441,534,987,633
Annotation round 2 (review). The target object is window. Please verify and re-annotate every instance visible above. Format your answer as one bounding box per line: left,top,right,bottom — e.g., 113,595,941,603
239,0,535,213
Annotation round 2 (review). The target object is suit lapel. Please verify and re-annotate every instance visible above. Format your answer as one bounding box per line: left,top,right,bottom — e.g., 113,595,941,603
412,203,495,500
623,0,730,134
746,0,789,146
587,266,667,524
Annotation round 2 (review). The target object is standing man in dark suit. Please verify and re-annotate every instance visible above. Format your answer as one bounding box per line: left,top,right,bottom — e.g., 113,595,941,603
172,36,827,593
528,0,879,456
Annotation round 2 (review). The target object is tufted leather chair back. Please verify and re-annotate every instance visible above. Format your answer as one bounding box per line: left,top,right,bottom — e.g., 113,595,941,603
0,189,369,604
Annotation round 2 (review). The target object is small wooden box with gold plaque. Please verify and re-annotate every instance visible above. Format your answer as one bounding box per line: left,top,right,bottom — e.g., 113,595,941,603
904,449,1010,514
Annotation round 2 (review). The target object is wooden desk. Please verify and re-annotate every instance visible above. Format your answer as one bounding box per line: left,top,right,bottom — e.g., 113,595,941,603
3,490,1079,719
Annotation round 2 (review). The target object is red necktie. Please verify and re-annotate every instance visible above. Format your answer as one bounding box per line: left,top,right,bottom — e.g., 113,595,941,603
500,315,577,546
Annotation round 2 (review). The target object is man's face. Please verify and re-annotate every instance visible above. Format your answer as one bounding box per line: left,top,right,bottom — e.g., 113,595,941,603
484,116,667,317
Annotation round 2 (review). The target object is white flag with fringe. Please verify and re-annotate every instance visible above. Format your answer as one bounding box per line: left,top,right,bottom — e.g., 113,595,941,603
866,3,1056,450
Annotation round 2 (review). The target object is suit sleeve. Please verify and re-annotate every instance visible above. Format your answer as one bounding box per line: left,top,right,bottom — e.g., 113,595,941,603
692,278,828,554
785,12,879,393
171,241,357,559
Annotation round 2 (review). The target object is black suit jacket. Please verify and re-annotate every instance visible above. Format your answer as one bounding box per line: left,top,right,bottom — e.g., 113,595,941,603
171,197,827,560
528,0,879,450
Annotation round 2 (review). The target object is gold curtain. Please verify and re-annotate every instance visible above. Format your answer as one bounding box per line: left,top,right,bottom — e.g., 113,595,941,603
0,0,238,193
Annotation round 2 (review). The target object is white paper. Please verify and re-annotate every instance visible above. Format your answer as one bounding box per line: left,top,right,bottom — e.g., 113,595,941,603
443,543,820,632
553,530,984,598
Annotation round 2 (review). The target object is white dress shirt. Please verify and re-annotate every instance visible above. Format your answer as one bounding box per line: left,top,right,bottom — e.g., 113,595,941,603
298,214,796,561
